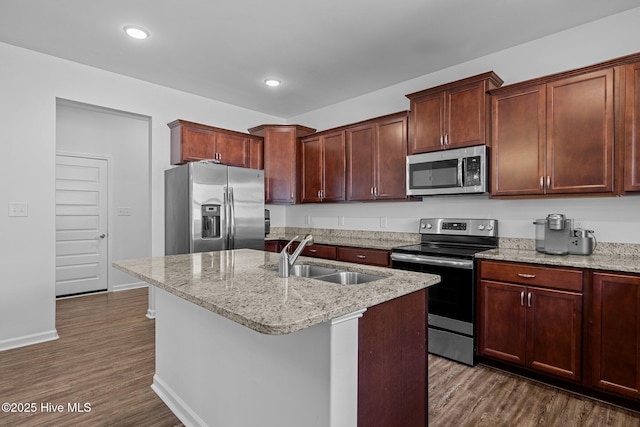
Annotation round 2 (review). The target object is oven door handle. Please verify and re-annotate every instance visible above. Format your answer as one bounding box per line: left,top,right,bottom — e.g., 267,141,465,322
391,252,473,270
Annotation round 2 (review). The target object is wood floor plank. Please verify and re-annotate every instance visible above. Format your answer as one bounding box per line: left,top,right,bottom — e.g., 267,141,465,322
2,288,639,426
0,288,182,427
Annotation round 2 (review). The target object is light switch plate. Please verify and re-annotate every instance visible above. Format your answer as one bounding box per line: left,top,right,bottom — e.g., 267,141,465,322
8,202,28,217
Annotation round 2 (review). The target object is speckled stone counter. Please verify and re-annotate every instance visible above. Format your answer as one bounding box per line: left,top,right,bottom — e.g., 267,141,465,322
476,248,640,274
113,248,439,335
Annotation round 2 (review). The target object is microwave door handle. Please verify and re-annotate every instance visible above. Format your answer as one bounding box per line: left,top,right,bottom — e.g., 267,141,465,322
458,158,464,187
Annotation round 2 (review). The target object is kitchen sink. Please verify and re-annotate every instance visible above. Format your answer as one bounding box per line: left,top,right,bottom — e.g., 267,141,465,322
268,263,384,284
289,264,338,278
312,271,383,285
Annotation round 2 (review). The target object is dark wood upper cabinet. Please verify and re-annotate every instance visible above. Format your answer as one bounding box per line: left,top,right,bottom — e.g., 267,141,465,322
406,72,503,154
491,85,546,196
248,124,316,204
490,68,615,196
625,60,640,192
546,69,614,194
168,119,261,169
346,112,408,201
300,131,346,202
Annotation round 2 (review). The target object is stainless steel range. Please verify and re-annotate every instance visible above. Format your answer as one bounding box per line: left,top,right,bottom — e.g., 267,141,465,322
391,218,498,366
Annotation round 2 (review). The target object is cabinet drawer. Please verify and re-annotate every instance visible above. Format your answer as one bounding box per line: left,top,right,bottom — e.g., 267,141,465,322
301,244,337,260
337,247,390,267
480,260,583,292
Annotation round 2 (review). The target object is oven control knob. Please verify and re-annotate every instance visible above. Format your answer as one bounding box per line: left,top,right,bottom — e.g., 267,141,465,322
478,224,485,231
486,224,494,231
426,223,433,229
420,223,426,229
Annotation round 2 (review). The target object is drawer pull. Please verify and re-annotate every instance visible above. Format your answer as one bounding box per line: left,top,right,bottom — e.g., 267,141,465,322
308,249,317,253
517,273,536,279
357,255,367,259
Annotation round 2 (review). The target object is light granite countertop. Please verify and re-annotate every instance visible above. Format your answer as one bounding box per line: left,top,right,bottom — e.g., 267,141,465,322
113,248,439,335
476,248,640,274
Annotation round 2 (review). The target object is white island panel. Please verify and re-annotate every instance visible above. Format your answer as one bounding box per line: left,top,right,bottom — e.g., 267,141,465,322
152,288,362,427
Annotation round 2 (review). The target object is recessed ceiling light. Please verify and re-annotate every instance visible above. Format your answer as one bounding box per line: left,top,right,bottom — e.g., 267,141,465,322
123,25,150,40
264,79,281,87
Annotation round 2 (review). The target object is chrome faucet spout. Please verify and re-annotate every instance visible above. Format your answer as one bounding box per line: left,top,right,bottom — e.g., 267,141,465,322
278,234,314,278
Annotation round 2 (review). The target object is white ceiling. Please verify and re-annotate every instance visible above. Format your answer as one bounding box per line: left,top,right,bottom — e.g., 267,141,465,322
2,0,640,118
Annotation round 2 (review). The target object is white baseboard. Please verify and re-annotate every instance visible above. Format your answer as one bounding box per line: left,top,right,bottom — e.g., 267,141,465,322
151,374,207,427
0,330,59,352
112,281,148,292
146,309,156,319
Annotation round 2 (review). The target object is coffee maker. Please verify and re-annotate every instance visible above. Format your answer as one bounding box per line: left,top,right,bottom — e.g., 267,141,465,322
534,214,596,256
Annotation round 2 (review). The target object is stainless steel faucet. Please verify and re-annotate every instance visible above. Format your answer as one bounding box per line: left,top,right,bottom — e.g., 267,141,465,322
278,234,314,278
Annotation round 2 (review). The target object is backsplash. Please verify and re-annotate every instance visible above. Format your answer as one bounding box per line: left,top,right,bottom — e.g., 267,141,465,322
270,227,640,258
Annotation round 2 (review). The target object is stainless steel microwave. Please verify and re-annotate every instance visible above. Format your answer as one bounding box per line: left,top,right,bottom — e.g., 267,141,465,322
406,145,488,196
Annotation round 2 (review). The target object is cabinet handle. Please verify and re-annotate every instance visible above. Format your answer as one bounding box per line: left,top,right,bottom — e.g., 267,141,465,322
370,187,374,195
444,134,449,145
356,255,367,259
539,176,544,190
520,291,525,306
309,249,317,253
517,273,536,278
546,176,550,190
527,292,532,308
290,192,294,200
321,189,324,199
440,135,444,146
317,190,321,198
374,187,378,196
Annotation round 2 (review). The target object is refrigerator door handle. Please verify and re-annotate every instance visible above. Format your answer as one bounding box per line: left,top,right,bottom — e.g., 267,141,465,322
229,187,236,249
224,186,230,249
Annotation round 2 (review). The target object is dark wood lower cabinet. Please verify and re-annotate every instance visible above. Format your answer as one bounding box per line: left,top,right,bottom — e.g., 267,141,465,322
589,272,640,400
478,261,583,383
358,289,427,427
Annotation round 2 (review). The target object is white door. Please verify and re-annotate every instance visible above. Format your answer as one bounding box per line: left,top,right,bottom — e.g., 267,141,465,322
55,155,108,296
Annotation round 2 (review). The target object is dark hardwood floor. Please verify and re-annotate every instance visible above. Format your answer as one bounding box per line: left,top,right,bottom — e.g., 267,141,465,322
429,355,640,426
1,287,639,426
0,287,182,427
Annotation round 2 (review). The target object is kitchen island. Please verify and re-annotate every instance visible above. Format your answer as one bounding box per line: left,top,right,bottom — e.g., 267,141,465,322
114,248,439,427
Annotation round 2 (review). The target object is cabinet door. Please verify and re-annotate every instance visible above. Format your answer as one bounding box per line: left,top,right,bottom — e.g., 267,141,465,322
446,81,487,149
625,61,640,192
321,131,346,201
346,123,376,200
301,136,323,203
180,125,216,162
546,69,614,194
215,133,250,167
491,85,546,196
590,272,640,399
375,115,407,199
478,280,527,365
264,127,297,204
249,137,264,170
408,92,444,154
527,287,582,381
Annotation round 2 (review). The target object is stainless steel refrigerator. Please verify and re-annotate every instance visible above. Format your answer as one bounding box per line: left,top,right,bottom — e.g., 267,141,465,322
165,161,265,255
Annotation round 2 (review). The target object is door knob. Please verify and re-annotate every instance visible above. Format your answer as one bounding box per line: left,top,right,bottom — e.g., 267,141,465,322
98,234,106,239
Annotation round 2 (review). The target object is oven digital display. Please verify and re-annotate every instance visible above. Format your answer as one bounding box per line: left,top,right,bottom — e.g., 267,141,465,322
442,222,467,231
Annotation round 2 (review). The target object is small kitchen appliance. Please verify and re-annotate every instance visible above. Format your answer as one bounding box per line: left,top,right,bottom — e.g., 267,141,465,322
534,214,595,256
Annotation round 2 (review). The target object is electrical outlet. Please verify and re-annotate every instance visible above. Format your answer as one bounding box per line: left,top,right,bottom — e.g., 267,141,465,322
305,215,311,225
8,202,28,217
380,216,388,228
338,216,345,226
117,207,132,216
